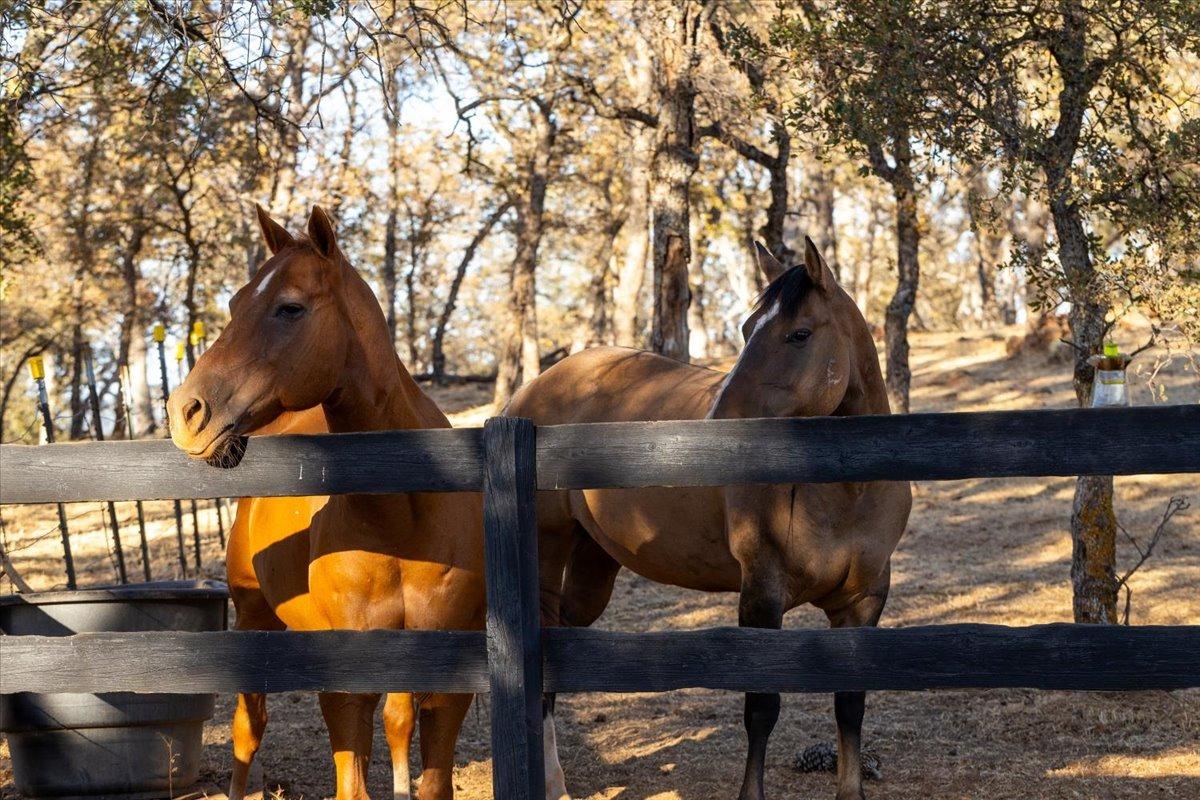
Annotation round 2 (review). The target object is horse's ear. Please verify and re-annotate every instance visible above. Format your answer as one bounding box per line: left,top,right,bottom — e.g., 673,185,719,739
306,205,339,260
256,203,294,255
754,241,787,284
803,236,835,292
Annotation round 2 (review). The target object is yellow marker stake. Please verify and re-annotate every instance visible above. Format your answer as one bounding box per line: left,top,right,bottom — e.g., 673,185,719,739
152,323,166,343
192,320,206,339
175,342,186,362
28,356,45,380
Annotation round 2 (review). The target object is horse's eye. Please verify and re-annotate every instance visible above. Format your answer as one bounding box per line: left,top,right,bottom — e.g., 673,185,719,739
786,328,812,343
275,303,305,319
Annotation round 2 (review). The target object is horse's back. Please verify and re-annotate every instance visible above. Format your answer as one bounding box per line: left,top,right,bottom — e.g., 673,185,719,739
508,346,726,424
509,347,742,592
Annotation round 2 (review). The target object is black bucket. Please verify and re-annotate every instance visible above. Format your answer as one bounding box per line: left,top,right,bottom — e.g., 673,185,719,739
1,580,229,799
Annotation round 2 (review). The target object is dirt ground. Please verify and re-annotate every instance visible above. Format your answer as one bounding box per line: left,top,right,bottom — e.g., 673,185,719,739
2,325,1198,799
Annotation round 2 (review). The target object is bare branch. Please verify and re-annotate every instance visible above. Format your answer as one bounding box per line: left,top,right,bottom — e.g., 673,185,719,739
1117,496,1190,625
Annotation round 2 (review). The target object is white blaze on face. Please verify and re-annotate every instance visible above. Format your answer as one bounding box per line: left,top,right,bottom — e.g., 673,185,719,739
544,713,570,800
748,299,782,341
252,266,278,297
707,298,781,419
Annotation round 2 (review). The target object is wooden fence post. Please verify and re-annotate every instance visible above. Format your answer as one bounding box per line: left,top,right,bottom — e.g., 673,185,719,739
482,416,544,800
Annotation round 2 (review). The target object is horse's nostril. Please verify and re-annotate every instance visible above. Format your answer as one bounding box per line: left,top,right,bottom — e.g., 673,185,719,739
179,396,209,434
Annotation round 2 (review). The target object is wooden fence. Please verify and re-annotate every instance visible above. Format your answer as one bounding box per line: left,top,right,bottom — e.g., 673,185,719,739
3,405,1200,799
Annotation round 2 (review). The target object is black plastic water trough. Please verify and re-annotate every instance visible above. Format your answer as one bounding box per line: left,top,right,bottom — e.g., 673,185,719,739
0,580,228,799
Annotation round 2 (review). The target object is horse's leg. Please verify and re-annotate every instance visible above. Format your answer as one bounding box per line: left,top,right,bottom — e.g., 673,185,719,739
736,573,785,800
415,693,472,800
824,567,890,800
536,500,584,800
319,691,381,800
540,694,570,800
383,693,416,800
230,691,269,800
538,526,621,800
228,587,284,800
559,527,621,628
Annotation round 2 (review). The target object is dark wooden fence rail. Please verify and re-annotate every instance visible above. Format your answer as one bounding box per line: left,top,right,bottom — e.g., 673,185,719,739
537,405,1200,488
5,406,1197,503
5,623,1198,695
3,405,1199,800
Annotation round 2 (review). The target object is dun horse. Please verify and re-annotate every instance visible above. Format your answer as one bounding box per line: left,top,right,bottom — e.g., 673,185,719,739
508,239,912,800
169,206,568,800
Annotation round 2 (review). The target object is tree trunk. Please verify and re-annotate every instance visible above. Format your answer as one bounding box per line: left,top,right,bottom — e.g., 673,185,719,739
573,212,624,353
517,221,542,386
165,163,204,371
761,121,792,263
1052,189,1119,624
331,79,358,217
613,47,655,349
239,164,266,281
431,202,509,383
491,295,522,409
67,119,103,439
855,195,881,315
1004,192,1046,325
382,85,401,346
729,189,765,312
492,208,541,408
266,24,311,220
127,330,154,436
182,237,201,370
68,315,85,439
811,162,839,282
613,142,650,348
965,168,1002,326
884,138,919,414
116,221,153,436
688,277,708,358
493,104,555,408
649,0,706,363
405,225,420,369
688,219,711,359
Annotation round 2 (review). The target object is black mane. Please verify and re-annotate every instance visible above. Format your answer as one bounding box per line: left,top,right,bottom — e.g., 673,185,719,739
753,265,813,318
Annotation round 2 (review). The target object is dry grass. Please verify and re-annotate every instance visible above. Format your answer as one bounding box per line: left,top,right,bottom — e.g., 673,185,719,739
3,325,1198,799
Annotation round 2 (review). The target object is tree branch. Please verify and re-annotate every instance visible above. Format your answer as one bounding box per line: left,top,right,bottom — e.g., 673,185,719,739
1116,496,1189,625
697,121,775,168
866,141,898,183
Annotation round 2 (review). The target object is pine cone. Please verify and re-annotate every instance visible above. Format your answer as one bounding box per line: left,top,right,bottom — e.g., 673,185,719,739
793,742,882,780
794,743,838,773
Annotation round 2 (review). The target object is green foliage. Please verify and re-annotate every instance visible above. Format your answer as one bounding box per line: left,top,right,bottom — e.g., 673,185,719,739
770,0,974,173
294,0,338,18
0,106,41,272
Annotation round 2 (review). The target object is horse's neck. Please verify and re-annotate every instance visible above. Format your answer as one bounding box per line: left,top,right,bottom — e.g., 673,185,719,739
834,331,891,417
324,357,446,434
322,274,449,434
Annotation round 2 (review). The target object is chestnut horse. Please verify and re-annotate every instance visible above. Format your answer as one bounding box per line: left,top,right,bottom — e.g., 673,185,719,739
220,406,416,800
508,239,912,800
169,206,567,800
